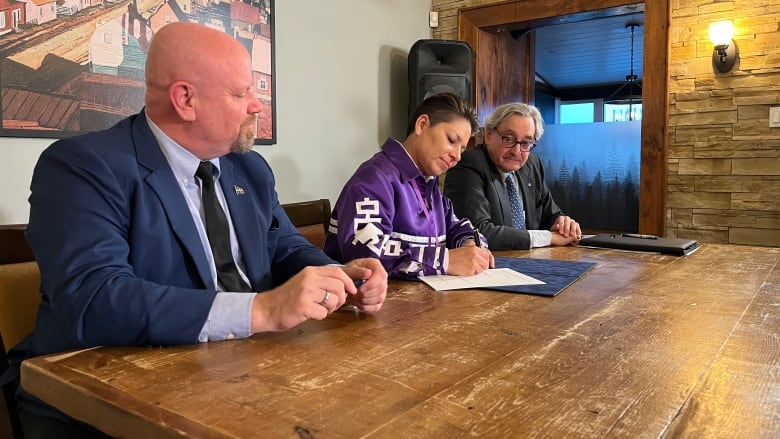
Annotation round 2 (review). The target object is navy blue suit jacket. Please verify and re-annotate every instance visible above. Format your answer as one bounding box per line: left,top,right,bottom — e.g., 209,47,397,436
7,111,334,418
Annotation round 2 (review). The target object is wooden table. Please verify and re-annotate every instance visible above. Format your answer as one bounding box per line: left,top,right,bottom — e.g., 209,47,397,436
21,244,780,438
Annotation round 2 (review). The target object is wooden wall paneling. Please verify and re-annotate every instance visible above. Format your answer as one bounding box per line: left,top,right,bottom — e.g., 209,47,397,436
637,0,670,236
472,31,532,122
461,2,518,29
459,11,531,124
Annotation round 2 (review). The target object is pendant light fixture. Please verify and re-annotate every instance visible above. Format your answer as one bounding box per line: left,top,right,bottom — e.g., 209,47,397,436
605,21,642,120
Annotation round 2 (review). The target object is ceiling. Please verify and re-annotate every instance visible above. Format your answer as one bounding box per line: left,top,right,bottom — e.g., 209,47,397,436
533,12,645,92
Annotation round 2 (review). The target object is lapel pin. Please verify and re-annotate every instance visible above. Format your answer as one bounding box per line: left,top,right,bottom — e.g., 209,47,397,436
234,185,245,195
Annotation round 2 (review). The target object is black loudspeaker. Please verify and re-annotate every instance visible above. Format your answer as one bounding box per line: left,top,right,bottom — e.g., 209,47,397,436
408,39,473,117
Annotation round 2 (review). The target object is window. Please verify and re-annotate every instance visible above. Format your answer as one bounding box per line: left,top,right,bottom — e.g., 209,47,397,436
604,103,642,122
554,100,642,124
559,102,594,124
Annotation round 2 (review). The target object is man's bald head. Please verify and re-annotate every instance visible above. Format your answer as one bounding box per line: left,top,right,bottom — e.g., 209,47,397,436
142,22,259,158
146,22,246,87
144,22,250,113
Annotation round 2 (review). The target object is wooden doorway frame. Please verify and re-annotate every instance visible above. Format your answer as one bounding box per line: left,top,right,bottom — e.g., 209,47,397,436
458,0,669,236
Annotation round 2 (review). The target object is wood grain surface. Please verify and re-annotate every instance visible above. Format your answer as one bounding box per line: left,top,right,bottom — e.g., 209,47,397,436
21,244,780,438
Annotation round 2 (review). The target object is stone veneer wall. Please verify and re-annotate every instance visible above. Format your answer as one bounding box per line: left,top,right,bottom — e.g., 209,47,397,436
431,0,780,246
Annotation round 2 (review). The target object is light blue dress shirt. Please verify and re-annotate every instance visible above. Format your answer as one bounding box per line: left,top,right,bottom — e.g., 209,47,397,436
147,115,255,342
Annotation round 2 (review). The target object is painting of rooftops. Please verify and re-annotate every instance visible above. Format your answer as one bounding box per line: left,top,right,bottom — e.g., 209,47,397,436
0,0,275,144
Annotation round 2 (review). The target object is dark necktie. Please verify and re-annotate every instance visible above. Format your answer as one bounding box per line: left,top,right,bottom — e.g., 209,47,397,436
196,161,251,292
505,175,526,230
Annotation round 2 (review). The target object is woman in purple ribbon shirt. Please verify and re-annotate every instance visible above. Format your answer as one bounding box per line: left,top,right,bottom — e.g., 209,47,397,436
324,93,494,279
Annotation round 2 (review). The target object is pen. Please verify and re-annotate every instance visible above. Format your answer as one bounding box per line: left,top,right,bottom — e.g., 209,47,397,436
472,229,482,248
622,233,658,240
338,280,366,314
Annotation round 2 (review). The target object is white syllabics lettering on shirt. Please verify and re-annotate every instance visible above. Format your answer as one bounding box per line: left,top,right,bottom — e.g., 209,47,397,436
352,198,385,256
384,238,402,256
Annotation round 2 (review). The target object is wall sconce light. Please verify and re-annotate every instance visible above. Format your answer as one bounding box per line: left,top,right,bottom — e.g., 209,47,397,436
709,20,738,73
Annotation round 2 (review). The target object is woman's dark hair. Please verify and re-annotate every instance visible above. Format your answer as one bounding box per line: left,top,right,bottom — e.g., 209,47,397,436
405,92,479,137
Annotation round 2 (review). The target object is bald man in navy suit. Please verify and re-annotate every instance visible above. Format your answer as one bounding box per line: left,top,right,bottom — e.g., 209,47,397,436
4,22,387,438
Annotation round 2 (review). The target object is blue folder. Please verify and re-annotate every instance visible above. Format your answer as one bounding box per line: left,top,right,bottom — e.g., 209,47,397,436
490,256,597,297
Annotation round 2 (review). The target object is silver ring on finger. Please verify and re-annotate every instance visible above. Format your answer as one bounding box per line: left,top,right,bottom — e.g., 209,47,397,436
319,290,331,306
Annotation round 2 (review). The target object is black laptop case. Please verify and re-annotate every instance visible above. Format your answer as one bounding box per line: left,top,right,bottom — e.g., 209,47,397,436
580,234,699,256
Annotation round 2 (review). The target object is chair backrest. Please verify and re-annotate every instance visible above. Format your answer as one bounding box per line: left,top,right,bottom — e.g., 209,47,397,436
0,225,39,439
281,199,331,249
0,224,34,265
0,224,39,352
0,262,41,355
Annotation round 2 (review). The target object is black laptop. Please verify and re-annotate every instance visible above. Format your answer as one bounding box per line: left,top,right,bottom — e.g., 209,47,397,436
579,233,700,256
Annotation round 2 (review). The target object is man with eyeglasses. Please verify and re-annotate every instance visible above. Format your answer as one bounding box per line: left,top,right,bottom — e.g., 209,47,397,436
443,103,581,250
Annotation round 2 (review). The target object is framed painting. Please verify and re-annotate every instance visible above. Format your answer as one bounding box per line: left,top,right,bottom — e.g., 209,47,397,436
0,0,276,144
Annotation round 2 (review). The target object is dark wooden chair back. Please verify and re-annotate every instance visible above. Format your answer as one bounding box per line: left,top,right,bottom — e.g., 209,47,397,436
0,224,37,439
0,225,34,265
281,199,331,249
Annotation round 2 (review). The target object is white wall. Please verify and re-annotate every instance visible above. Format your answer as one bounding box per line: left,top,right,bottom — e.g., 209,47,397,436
0,0,432,224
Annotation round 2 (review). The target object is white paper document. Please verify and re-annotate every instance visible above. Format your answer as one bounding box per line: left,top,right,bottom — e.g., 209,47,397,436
419,268,545,291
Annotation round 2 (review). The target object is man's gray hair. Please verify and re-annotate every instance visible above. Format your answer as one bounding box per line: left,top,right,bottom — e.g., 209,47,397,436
483,103,545,141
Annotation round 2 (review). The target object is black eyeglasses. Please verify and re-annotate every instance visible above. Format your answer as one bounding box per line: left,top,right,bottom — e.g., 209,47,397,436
494,129,537,152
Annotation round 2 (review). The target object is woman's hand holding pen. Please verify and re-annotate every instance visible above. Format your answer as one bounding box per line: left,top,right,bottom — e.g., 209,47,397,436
446,229,494,276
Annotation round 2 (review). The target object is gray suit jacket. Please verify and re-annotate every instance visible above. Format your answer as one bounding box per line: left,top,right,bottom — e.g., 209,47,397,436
443,144,563,250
